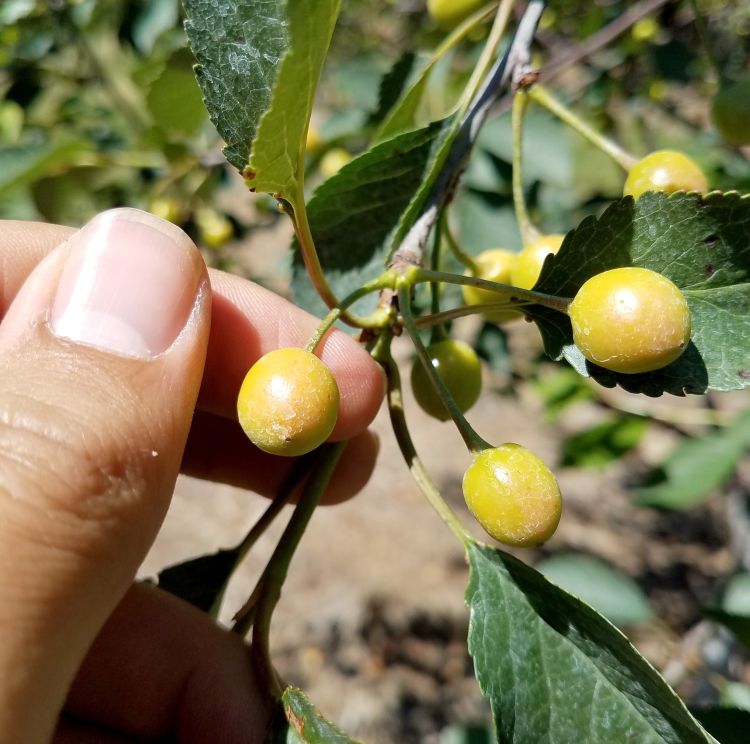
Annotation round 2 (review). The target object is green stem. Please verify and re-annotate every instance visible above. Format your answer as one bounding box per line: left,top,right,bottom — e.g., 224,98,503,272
414,301,533,329
398,285,491,454
528,84,637,172
429,212,449,344
457,0,516,117
414,268,571,314
443,219,479,274
304,275,395,354
289,185,342,314
512,91,542,245
374,338,471,547
248,442,348,698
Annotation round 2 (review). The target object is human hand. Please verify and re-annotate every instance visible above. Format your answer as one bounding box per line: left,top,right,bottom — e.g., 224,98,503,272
0,209,384,743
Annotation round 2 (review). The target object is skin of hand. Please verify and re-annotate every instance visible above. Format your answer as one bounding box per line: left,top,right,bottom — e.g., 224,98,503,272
0,209,385,743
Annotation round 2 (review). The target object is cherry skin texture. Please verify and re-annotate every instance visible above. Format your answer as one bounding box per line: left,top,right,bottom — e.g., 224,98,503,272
462,249,520,323
623,150,708,199
237,348,340,457
711,80,750,146
510,234,565,290
569,267,691,374
463,444,562,547
427,0,484,29
410,339,482,421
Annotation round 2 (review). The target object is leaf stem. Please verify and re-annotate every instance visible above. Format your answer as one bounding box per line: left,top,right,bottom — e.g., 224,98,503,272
398,285,491,454
247,442,348,698
414,268,571,314
374,337,472,547
304,274,396,354
512,91,542,245
527,84,637,172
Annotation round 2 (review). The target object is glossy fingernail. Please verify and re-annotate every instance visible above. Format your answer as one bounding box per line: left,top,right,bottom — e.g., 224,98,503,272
51,208,202,359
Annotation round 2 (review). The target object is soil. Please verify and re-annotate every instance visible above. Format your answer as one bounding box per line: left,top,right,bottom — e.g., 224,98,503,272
139,205,750,743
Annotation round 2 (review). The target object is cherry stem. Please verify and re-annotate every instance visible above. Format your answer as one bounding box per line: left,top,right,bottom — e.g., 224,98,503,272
374,335,472,548
414,301,533,330
413,268,572,314
305,274,396,354
245,442,348,699
527,84,638,172
429,211,449,344
512,91,542,246
398,284,492,455
443,218,480,274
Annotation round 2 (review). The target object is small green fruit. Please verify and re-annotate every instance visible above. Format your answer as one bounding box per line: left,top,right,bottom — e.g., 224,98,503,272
427,0,485,29
463,444,562,547
711,80,750,146
411,339,482,421
462,249,520,323
569,267,691,374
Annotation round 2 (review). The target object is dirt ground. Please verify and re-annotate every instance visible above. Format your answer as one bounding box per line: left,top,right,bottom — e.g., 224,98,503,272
138,208,749,743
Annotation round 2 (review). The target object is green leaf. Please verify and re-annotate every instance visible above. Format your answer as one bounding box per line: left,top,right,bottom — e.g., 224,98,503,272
536,553,652,626
529,191,750,396
291,121,451,317
368,51,419,129
532,367,595,420
270,687,361,743
719,572,750,616
561,416,649,469
146,50,206,137
183,0,287,171
635,411,750,509
157,548,238,613
692,708,750,744
0,139,90,197
246,0,341,196
466,542,713,743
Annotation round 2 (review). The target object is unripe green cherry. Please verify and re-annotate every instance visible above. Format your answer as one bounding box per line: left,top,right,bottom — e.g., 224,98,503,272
462,249,520,323
410,339,482,421
710,80,750,146
237,348,340,457
623,150,708,199
427,0,484,29
463,444,562,547
569,267,691,374
510,234,565,290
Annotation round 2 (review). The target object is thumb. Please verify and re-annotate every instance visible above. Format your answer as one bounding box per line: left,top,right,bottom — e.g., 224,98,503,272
0,209,210,742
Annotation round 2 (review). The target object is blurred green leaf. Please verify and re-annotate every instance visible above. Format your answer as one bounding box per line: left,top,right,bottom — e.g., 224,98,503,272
455,191,519,254
529,192,750,396
133,0,179,54
719,682,750,713
561,416,648,469
636,412,750,509
536,553,652,625
533,367,595,420
146,51,206,137
719,573,750,616
475,323,512,376
702,608,750,650
466,543,712,743
0,139,90,197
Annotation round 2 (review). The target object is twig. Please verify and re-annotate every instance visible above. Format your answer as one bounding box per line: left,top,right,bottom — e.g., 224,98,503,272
386,0,547,282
